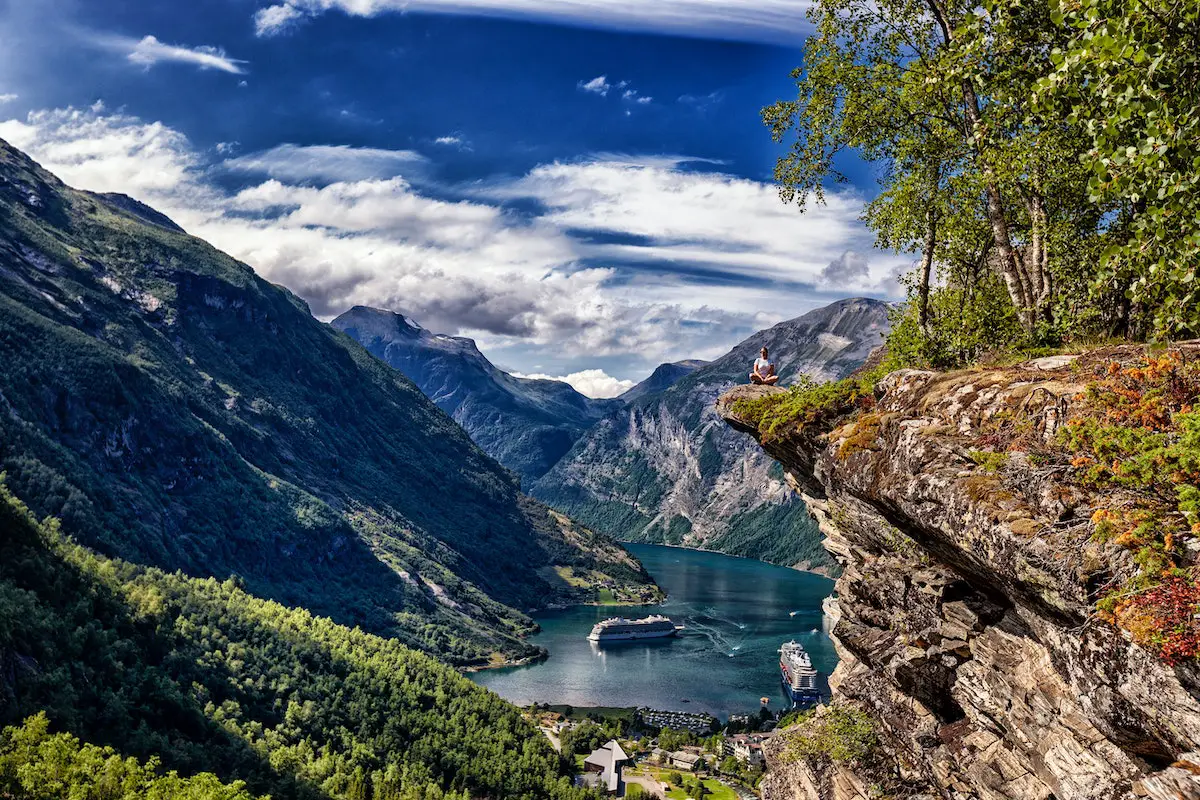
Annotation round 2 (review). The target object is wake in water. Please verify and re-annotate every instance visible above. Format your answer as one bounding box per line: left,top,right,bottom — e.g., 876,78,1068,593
677,607,756,658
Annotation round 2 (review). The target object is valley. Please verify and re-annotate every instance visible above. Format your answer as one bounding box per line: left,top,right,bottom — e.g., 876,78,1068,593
5,0,1200,796
471,543,837,719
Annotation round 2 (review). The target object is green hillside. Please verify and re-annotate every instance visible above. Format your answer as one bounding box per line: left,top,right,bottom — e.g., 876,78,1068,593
0,138,655,665
0,485,590,799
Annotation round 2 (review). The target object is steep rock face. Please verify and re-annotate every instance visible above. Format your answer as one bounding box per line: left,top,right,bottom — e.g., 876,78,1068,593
333,306,618,485
533,298,890,571
0,138,657,666
718,348,1200,799
618,359,708,403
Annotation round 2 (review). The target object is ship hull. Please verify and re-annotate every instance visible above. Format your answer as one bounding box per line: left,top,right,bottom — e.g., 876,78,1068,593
780,661,821,706
781,677,821,707
588,628,679,643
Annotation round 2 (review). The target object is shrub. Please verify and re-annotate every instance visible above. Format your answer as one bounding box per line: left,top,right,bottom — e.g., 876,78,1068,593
780,706,877,766
1055,351,1200,659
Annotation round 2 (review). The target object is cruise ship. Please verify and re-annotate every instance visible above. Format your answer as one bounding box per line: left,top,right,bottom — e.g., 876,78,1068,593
587,615,681,642
779,640,821,705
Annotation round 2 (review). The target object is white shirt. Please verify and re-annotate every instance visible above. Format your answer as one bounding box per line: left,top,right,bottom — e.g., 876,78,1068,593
754,357,773,372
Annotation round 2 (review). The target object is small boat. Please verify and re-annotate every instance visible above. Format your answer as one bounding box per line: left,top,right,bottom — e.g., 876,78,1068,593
789,611,798,617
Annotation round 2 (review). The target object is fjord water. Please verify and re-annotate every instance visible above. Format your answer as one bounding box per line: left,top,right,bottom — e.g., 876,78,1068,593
471,544,837,719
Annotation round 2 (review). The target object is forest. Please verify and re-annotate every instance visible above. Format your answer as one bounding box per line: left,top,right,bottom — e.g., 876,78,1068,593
765,0,1198,365
0,483,594,800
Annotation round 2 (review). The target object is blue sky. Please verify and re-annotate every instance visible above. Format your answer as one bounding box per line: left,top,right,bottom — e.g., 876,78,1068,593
0,0,902,396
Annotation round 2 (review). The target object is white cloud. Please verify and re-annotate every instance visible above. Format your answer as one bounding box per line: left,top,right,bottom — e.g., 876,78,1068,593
512,369,634,398
578,76,611,96
435,135,463,146
0,104,896,374
121,35,248,74
488,160,906,290
621,87,651,104
252,0,813,44
222,143,426,183
821,250,870,287
253,2,305,36
0,94,17,104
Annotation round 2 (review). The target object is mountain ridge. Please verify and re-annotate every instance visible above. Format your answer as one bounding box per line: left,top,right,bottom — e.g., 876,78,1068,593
333,305,621,484
618,359,709,403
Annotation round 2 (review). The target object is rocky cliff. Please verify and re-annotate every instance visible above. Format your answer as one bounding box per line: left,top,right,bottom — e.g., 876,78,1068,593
533,298,890,571
719,346,1200,800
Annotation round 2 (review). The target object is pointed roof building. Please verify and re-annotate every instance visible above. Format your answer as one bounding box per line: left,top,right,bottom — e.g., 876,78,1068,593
583,740,630,793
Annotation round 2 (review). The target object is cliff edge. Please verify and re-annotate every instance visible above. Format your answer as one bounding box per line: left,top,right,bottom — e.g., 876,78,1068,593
718,344,1200,800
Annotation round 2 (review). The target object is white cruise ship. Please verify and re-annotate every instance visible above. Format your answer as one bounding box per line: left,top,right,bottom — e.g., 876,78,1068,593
587,614,681,642
780,640,821,704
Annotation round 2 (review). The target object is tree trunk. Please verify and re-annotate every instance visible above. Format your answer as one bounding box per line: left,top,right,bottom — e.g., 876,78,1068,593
925,0,1037,333
918,206,938,331
1025,191,1053,325
962,91,1034,331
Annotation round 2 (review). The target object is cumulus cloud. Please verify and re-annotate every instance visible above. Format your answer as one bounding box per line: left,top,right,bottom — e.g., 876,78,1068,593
253,3,305,36
251,0,813,44
820,250,871,287
0,104,898,374
434,135,463,146
115,35,248,74
621,88,651,104
512,369,634,398
0,94,17,104
578,76,611,96
222,143,426,183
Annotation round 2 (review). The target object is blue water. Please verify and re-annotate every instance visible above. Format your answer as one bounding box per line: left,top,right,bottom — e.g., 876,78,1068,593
471,543,837,719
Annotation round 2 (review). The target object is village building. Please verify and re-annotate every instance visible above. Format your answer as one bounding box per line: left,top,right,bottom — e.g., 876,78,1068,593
723,731,775,767
579,740,630,794
666,750,701,771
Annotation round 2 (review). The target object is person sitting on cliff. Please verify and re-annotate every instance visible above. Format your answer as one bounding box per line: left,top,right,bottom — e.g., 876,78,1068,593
750,347,778,385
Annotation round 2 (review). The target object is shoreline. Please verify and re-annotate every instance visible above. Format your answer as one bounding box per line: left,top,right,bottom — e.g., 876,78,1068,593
623,539,837,579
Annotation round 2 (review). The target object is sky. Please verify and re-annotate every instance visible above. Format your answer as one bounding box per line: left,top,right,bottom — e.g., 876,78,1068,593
0,0,905,396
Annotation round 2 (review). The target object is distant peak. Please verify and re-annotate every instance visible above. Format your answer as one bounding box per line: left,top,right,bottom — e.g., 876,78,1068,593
332,305,424,339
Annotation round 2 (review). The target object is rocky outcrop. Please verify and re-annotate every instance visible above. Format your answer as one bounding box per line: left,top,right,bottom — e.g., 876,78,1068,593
533,298,890,571
718,346,1200,800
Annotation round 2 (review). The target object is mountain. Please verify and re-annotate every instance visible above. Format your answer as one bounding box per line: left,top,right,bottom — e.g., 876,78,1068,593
618,359,708,403
531,298,891,572
0,137,656,667
333,306,619,485
0,484,588,800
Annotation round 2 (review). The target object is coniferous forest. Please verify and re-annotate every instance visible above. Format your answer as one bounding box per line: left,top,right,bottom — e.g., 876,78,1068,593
0,485,591,799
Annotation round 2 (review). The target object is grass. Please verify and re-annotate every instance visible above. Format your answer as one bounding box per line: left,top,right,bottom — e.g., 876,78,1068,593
542,705,637,723
730,369,884,442
635,767,737,800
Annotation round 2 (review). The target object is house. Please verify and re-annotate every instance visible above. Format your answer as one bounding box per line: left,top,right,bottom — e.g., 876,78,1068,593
722,732,775,768
582,740,630,794
667,751,701,771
